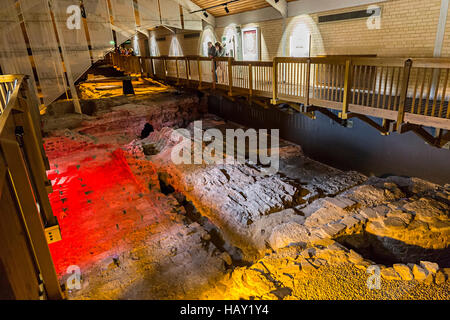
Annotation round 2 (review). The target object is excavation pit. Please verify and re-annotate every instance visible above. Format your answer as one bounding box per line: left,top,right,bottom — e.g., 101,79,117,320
39,88,449,300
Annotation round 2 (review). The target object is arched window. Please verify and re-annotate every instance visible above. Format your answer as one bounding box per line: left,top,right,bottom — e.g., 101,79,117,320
200,28,216,56
223,26,240,59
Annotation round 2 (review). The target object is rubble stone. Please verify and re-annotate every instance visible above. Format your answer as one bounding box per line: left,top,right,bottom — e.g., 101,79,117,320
411,264,429,281
381,267,401,280
434,270,446,285
420,261,440,274
393,264,414,280
268,222,310,250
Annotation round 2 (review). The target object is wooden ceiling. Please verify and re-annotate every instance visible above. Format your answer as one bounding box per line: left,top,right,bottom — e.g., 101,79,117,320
190,0,280,17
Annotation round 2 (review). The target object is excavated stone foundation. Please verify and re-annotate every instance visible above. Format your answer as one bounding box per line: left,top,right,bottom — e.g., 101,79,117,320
42,90,449,300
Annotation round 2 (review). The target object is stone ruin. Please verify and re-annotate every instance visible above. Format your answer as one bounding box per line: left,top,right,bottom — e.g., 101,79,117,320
42,90,449,300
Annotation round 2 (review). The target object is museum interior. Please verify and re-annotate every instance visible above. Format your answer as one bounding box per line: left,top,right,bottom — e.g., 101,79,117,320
0,0,449,300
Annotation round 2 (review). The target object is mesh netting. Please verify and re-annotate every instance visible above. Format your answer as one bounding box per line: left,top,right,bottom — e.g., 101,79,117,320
84,0,115,60
110,0,136,45
138,0,160,30
20,0,67,105
52,0,92,81
182,6,202,31
159,0,182,29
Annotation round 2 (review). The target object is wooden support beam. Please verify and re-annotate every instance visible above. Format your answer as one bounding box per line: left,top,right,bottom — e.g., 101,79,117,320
296,104,316,119
312,107,348,127
271,58,279,104
185,57,190,86
0,138,64,300
13,106,58,227
252,98,270,109
162,57,167,81
346,113,389,134
122,54,450,144
197,57,203,89
174,0,216,26
248,64,253,98
212,59,216,90
305,58,311,106
265,0,288,18
437,130,450,148
149,57,155,78
228,57,233,96
175,58,180,85
396,59,413,130
398,123,438,146
339,59,353,119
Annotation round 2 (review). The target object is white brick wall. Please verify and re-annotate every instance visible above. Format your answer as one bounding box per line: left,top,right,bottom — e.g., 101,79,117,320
156,0,447,59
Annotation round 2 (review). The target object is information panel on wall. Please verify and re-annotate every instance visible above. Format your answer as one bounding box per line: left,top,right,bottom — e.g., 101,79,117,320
289,24,311,58
241,27,260,61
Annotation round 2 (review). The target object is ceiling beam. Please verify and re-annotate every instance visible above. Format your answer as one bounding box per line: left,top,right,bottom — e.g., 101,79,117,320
174,0,216,26
265,0,287,18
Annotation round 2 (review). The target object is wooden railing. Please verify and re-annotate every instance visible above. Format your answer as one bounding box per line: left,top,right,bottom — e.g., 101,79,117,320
0,75,63,299
108,53,450,133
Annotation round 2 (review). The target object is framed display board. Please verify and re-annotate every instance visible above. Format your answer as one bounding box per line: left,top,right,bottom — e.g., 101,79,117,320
241,27,260,61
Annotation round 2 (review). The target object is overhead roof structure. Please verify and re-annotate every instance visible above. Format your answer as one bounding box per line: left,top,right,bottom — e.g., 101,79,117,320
191,0,293,17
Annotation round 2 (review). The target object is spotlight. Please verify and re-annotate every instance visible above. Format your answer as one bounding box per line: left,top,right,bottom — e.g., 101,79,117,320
225,6,229,14
275,0,279,3
203,11,208,18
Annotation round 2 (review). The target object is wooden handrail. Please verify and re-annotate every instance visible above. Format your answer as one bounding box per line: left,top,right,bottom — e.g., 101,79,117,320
0,74,64,299
108,52,450,131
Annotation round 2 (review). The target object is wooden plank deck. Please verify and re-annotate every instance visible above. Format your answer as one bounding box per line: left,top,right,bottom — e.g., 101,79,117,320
109,53,450,144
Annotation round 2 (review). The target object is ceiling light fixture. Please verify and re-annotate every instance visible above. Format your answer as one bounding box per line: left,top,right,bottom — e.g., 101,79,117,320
190,0,241,15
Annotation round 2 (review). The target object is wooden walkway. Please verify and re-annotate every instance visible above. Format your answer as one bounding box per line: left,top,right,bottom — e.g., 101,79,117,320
108,53,450,148
0,75,63,299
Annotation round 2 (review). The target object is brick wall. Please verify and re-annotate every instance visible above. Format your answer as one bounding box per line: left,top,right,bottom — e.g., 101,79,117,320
154,0,448,59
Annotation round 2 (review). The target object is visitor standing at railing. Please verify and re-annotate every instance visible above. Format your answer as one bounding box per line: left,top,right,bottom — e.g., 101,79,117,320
215,42,225,57
207,42,216,58
207,42,218,82
215,42,226,83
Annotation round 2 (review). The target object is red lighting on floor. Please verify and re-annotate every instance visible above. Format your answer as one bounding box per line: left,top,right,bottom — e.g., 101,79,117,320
47,149,148,275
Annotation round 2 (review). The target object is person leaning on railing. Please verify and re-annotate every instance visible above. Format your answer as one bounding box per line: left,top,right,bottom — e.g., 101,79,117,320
207,42,216,58
214,42,226,83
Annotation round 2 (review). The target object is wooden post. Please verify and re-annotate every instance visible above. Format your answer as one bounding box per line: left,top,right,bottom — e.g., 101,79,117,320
14,101,58,228
271,58,278,104
0,138,64,300
185,57,190,86
249,64,253,97
198,57,202,89
140,57,144,76
163,57,167,81
228,57,233,96
340,59,353,119
212,58,216,90
396,59,413,130
149,57,154,78
175,58,180,85
306,58,311,106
